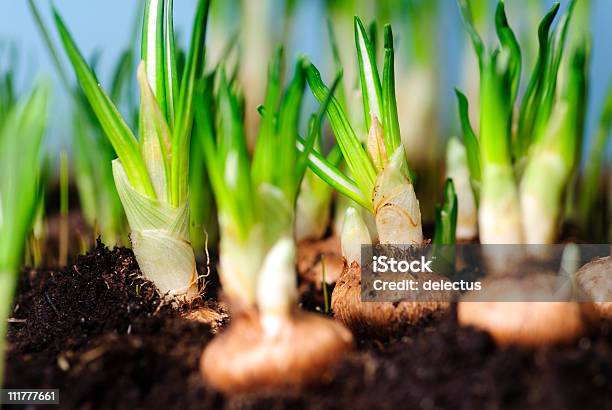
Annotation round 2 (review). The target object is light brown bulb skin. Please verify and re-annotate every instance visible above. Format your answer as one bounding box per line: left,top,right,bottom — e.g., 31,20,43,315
200,311,353,394
575,256,612,319
332,262,453,337
458,274,600,347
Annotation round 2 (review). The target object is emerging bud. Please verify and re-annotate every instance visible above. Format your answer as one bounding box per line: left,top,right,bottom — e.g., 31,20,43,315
256,237,298,337
341,207,372,265
373,147,423,245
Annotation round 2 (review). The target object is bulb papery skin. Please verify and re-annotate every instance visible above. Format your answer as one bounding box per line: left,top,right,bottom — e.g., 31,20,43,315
137,62,172,202
294,176,331,242
576,256,612,319
373,147,423,245
219,219,264,309
113,160,198,300
446,137,477,240
479,164,523,244
519,152,567,244
341,207,372,265
367,116,387,172
256,237,298,338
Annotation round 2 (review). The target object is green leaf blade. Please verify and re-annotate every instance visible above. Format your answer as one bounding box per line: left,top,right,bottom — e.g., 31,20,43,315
171,0,210,207
381,24,402,157
494,1,522,106
457,0,485,73
141,0,167,116
454,89,481,203
433,178,458,245
305,62,376,200
296,138,372,211
277,59,306,202
354,16,383,130
54,9,156,198
516,2,560,158
163,0,178,128
252,47,283,192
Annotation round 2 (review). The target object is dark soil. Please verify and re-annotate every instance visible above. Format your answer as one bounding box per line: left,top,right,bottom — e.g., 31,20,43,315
5,244,612,410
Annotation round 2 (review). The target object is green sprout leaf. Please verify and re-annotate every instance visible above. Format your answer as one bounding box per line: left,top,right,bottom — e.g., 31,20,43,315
454,89,481,203
252,47,283,192
516,2,560,158
305,61,377,200
296,138,371,211
142,0,167,115
433,178,458,245
381,24,402,158
163,0,178,128
355,16,383,130
277,59,306,202
171,0,210,207
457,0,485,73
54,9,156,199
494,0,521,106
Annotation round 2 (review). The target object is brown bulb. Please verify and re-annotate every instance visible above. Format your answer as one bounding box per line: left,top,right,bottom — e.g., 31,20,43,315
200,311,353,394
575,256,612,319
458,274,599,347
332,261,453,337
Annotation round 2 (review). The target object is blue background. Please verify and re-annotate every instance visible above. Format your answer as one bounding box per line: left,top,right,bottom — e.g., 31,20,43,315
1,0,610,163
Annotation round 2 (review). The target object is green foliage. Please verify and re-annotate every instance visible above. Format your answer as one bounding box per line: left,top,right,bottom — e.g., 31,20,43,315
0,83,49,387
454,89,481,204
456,0,592,243
432,179,458,273
433,179,458,245
305,63,376,201
54,0,211,208
196,51,311,246
304,18,410,213
29,0,143,245
457,0,582,179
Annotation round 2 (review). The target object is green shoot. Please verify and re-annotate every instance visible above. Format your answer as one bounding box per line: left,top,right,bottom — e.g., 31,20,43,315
454,89,481,204
321,255,330,314
433,179,458,245
457,0,589,244
381,25,402,157
432,179,458,274
195,50,310,305
305,17,423,247
53,0,211,299
354,17,383,132
305,63,376,203
515,2,560,159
